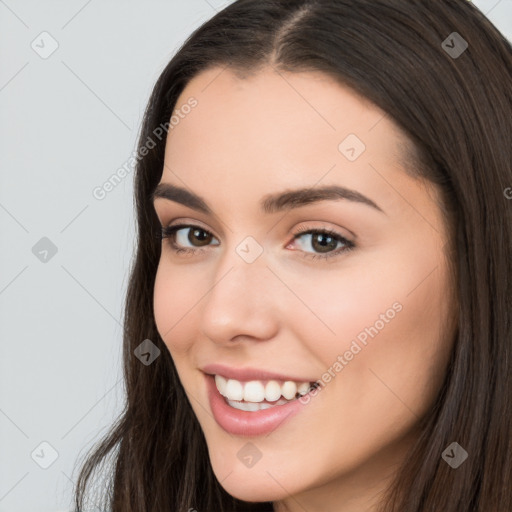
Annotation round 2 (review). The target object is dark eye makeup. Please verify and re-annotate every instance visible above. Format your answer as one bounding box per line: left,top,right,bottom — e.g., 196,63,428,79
157,223,356,261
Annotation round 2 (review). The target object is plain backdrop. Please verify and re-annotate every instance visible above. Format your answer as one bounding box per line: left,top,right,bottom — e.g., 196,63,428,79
0,1,510,511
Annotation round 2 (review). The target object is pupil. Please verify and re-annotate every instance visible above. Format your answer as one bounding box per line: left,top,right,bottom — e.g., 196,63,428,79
190,228,211,246
312,233,337,253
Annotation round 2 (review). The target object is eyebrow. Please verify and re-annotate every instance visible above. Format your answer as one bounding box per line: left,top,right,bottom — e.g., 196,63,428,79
151,183,384,215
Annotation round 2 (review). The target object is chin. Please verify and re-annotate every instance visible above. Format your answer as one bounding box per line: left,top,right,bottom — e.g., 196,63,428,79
213,468,290,503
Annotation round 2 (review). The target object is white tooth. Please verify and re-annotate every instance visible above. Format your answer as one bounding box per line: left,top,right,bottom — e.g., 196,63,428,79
244,401,260,411
225,379,244,401
227,398,293,411
243,380,265,402
297,382,310,396
282,381,297,400
265,380,282,402
219,376,312,403
215,375,227,396
227,400,260,411
227,400,247,411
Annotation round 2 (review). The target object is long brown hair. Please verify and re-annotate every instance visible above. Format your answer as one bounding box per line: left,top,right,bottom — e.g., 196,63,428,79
73,1,512,510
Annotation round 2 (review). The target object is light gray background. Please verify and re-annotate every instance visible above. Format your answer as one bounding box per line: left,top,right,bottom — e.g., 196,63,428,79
0,1,510,511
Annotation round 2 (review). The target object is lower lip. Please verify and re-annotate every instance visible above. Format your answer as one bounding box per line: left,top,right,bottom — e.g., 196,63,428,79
205,374,316,436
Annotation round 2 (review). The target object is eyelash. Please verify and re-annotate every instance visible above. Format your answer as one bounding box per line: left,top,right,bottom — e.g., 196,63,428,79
157,223,355,261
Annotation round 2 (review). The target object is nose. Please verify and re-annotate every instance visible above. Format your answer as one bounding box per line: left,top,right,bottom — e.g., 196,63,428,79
198,251,280,345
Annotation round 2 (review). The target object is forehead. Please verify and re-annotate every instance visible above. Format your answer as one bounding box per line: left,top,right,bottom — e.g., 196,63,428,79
162,66,421,220
166,65,410,166
172,66,393,135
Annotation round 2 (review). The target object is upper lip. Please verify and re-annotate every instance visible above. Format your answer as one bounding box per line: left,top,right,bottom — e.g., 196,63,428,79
201,363,316,383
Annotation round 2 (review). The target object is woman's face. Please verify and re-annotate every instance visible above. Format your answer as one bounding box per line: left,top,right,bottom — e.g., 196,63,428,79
152,66,457,510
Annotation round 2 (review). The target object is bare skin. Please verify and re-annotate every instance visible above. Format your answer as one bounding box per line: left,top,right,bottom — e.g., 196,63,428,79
152,66,458,512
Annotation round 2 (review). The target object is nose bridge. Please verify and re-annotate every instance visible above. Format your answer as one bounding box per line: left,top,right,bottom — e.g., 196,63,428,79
199,241,279,343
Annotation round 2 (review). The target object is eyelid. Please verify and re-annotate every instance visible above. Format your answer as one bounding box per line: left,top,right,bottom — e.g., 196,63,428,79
161,219,353,243
160,222,219,248
159,221,356,261
287,225,355,260
161,218,220,239
291,223,354,243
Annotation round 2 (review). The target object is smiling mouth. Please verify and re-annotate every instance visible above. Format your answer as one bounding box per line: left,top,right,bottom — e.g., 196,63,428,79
205,373,321,436
213,374,320,411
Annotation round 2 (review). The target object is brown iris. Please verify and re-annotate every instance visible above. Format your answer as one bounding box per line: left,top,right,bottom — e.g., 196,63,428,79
188,228,213,247
310,232,338,253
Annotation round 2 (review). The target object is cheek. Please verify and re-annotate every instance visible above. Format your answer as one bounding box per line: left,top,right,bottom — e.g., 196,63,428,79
153,261,200,355
280,241,453,403
274,253,409,367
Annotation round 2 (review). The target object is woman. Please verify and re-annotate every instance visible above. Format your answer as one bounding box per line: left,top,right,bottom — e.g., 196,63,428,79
73,1,512,510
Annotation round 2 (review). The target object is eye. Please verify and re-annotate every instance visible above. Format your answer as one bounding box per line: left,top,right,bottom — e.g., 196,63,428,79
289,226,355,260
159,223,219,255
158,223,355,261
